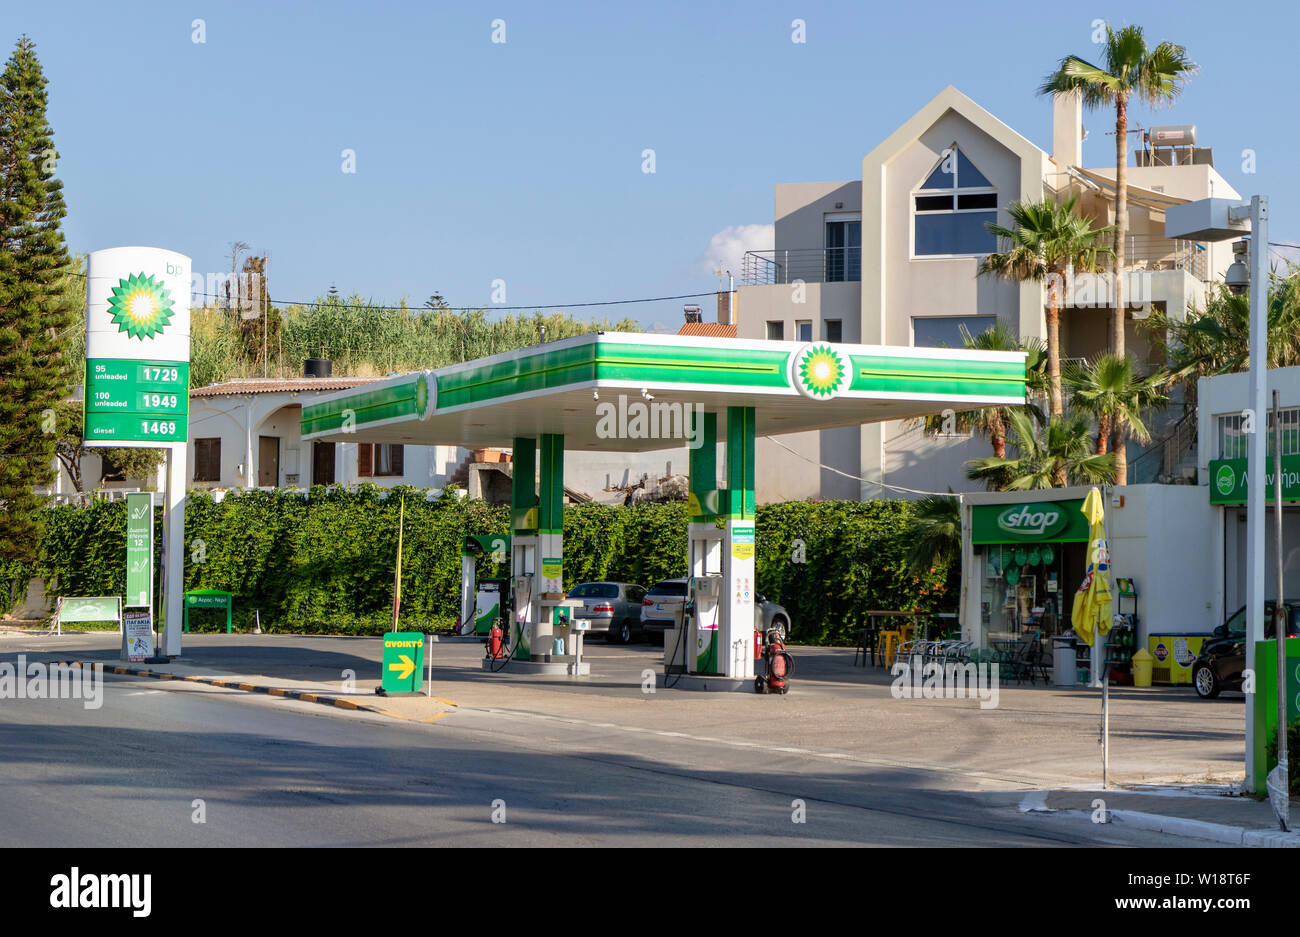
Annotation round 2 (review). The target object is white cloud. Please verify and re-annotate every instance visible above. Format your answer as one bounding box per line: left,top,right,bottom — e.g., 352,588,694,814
700,224,774,277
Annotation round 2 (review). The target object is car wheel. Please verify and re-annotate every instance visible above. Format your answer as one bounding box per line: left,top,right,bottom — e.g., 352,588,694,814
1193,663,1221,699
771,616,789,642
612,620,631,644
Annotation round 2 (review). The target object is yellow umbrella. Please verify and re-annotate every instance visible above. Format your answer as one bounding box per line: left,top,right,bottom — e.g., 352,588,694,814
1071,487,1112,647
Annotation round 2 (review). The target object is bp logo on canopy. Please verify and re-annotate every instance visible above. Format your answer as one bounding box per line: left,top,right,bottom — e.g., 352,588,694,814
789,343,849,400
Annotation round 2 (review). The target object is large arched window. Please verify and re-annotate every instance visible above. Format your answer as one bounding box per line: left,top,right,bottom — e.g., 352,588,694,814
912,146,997,257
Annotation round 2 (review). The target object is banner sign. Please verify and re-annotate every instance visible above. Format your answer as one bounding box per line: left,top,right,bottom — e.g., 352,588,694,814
123,607,154,662
971,500,1089,544
83,247,191,447
125,492,153,608
1209,456,1300,505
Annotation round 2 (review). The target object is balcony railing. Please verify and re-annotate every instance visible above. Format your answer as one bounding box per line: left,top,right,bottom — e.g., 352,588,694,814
741,248,861,286
1122,234,1208,282
741,235,1204,287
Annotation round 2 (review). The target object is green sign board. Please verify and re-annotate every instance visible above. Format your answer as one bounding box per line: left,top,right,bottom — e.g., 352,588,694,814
1208,456,1300,505
1252,638,1300,791
58,596,121,624
541,556,562,579
84,358,189,443
184,589,233,633
125,492,153,607
381,632,425,693
971,500,1089,545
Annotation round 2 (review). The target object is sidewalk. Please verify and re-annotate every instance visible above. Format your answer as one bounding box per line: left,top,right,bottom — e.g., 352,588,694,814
1006,786,1300,847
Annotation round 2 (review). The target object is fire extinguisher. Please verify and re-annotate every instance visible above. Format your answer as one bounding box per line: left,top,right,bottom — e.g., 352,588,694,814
755,628,794,694
488,621,505,660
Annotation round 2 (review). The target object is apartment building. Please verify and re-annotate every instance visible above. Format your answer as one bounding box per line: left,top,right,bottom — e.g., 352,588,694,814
736,85,1240,501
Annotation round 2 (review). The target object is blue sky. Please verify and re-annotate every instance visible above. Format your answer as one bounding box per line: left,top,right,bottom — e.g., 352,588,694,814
6,0,1298,329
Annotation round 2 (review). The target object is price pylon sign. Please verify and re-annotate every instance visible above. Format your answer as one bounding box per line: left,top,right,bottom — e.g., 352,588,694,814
83,247,191,447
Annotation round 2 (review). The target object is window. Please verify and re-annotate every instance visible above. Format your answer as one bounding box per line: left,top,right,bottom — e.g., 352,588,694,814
194,438,221,482
766,321,785,341
913,146,997,257
570,583,619,599
796,320,813,342
1217,409,1300,460
825,215,861,282
824,319,843,343
358,443,405,477
912,315,996,348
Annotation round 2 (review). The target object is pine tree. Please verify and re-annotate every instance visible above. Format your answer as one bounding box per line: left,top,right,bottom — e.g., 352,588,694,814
0,36,77,563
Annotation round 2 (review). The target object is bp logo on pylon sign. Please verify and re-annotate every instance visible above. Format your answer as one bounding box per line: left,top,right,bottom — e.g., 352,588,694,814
790,343,849,400
107,272,175,340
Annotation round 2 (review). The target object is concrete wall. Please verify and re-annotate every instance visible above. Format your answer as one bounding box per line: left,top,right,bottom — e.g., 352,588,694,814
774,181,861,250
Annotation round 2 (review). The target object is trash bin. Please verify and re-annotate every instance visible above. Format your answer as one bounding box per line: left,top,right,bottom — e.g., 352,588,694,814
1131,648,1154,688
1052,637,1077,687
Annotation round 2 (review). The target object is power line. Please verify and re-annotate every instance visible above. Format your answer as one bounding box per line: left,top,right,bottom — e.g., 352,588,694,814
66,269,717,313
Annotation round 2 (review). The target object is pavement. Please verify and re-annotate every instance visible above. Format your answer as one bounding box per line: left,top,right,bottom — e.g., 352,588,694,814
3,628,1297,846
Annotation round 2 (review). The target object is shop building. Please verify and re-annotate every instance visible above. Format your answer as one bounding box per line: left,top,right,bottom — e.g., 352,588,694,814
958,485,1215,659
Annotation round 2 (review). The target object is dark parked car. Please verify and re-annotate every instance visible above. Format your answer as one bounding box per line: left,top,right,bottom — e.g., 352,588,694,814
569,582,647,644
1192,601,1300,698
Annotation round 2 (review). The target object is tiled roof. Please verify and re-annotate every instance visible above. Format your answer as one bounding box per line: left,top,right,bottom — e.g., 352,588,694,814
676,322,737,338
189,377,380,398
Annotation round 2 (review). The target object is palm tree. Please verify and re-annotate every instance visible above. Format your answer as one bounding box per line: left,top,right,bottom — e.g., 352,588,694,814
1040,25,1197,361
914,318,1048,458
905,494,961,575
1141,274,1300,410
979,196,1112,417
967,410,1117,491
1065,354,1168,484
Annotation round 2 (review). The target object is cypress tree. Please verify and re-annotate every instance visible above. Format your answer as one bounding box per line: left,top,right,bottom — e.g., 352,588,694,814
0,36,77,564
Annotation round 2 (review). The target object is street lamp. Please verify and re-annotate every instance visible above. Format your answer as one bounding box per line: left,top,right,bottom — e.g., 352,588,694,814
1167,196,1286,828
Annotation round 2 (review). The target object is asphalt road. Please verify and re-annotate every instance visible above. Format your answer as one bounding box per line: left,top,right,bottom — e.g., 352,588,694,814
0,666,1209,847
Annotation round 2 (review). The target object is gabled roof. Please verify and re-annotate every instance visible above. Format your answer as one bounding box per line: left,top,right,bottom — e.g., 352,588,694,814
863,85,1048,177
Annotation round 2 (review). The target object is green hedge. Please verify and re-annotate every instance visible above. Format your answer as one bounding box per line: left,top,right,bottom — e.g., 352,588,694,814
28,489,951,645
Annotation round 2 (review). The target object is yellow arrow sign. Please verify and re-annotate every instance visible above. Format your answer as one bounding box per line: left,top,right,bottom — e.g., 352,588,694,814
388,654,416,680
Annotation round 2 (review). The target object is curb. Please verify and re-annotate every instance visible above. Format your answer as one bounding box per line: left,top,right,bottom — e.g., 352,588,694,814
1106,809,1300,847
46,660,458,724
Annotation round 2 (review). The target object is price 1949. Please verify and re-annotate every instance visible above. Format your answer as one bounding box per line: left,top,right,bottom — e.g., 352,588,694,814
138,393,179,409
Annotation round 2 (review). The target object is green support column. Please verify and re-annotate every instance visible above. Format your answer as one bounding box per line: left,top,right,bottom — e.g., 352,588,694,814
688,410,717,521
725,406,755,519
538,433,565,589
538,434,564,536
511,437,537,532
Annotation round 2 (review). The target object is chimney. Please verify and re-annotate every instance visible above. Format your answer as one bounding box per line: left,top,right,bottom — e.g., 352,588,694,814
1052,90,1083,169
716,290,732,326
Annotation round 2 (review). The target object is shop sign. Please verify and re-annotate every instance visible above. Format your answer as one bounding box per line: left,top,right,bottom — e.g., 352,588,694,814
1208,456,1300,505
971,499,1088,544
